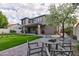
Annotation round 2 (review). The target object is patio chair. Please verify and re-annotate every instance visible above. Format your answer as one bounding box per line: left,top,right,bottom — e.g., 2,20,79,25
50,37,74,56
50,45,73,56
62,37,73,50
41,42,53,56
44,44,51,56
27,40,43,56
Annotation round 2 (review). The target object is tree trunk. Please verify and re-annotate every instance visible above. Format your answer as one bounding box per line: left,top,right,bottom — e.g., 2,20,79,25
62,22,65,46
62,22,64,39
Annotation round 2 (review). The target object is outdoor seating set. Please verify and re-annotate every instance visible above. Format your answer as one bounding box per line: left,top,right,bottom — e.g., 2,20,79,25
27,35,74,56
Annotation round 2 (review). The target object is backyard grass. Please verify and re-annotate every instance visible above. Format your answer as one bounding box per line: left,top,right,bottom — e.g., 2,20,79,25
0,34,40,51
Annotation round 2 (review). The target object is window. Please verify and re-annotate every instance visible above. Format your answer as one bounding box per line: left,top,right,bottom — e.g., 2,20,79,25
38,18,40,23
40,17,43,23
33,18,38,23
23,20,26,25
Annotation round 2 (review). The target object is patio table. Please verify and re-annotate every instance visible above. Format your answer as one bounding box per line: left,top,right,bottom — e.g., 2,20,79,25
51,35,60,38
40,37,62,55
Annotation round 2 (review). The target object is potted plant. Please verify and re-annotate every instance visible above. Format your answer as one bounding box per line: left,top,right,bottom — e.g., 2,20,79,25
64,27,73,36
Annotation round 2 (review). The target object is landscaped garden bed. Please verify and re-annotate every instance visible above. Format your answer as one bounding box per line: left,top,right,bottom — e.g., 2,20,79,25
0,34,40,51
72,46,79,56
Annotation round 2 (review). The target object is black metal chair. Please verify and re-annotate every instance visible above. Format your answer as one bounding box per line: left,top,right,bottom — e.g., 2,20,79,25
51,45,73,56
51,37,74,56
27,40,43,56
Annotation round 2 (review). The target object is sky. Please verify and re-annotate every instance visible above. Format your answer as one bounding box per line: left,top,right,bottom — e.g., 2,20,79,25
0,3,51,24
0,0,78,3
0,3,79,24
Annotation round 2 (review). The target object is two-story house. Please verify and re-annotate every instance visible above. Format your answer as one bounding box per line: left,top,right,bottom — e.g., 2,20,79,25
20,15,56,35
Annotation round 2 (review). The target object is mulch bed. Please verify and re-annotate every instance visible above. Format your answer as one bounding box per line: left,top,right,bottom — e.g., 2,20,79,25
72,46,79,56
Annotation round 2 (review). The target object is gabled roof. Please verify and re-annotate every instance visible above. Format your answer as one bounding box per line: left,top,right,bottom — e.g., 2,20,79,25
20,17,31,20
20,14,47,20
32,15,46,19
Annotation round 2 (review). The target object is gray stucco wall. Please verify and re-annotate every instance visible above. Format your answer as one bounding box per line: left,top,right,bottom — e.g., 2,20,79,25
44,26,56,35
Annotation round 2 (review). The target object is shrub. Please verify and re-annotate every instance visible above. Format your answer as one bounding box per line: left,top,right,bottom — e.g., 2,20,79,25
10,30,16,34
64,27,73,36
72,35,77,40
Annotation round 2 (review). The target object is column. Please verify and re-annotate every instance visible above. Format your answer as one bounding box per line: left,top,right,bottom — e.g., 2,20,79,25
24,26,26,34
37,24,41,34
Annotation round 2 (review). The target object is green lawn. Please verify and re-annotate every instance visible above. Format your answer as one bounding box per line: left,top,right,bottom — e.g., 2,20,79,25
0,34,40,51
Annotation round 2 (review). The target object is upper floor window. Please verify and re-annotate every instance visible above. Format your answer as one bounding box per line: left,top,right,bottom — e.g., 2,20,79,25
22,19,29,25
32,16,46,24
40,17,43,23
23,20,26,24
37,18,40,23
33,18,38,23
28,20,33,23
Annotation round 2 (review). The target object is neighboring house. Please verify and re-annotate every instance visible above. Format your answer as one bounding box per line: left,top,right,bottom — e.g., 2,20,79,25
20,15,56,35
8,24,21,34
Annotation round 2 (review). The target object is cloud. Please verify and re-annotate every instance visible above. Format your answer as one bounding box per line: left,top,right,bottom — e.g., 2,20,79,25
0,3,50,24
